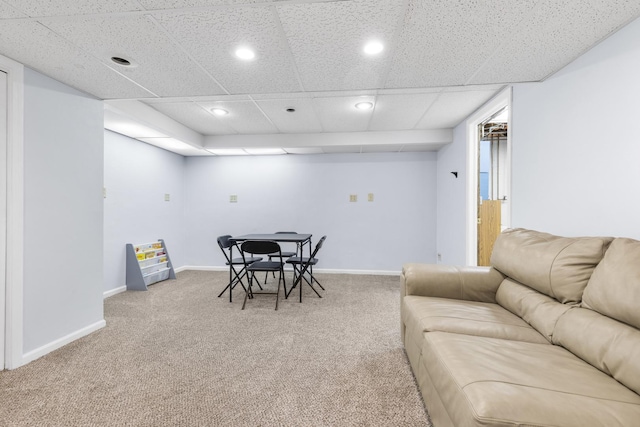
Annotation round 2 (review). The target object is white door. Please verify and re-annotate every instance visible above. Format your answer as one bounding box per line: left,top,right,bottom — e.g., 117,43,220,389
0,70,7,369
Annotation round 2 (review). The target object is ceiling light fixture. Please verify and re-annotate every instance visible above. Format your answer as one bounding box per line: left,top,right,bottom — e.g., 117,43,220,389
212,108,229,116
363,41,384,55
355,101,374,110
206,148,248,156
235,47,256,60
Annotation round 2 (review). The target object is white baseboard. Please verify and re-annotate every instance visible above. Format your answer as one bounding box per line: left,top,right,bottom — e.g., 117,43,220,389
177,265,226,272
21,319,106,366
103,285,126,299
178,266,400,276
315,268,401,276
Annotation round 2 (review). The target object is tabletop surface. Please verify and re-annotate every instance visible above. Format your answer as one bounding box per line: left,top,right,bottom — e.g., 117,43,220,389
231,233,312,243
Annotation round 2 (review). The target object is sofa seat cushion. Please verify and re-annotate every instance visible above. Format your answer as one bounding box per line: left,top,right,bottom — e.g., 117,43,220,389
403,296,549,345
421,332,640,427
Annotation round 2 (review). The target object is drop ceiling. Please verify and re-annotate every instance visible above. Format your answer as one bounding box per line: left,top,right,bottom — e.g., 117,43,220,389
1,0,639,156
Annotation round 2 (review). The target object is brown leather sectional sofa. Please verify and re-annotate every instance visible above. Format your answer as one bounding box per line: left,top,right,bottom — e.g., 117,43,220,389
401,228,640,426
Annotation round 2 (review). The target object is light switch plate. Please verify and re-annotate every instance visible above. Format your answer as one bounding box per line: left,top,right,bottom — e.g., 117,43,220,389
368,193,374,202
349,194,357,202
164,193,170,201
230,195,238,203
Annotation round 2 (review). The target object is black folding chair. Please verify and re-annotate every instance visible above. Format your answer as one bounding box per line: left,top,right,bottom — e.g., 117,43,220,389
264,231,298,284
217,235,262,302
241,240,287,310
286,235,326,303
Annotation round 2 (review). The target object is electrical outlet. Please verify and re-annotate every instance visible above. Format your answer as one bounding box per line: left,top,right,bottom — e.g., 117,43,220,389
230,195,238,203
349,194,357,202
368,193,374,202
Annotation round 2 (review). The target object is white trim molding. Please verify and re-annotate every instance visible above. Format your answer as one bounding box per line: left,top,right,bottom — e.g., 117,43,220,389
1,53,24,370
22,320,106,366
103,286,126,299
179,266,400,276
465,87,512,266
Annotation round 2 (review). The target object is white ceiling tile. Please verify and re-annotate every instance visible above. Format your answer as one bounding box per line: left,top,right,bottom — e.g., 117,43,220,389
255,98,323,133
146,101,237,135
377,87,441,96
0,1,26,18
469,0,640,84
138,0,274,8
278,0,405,91
145,94,251,104
3,0,143,17
197,100,279,134
369,92,440,131
385,0,537,88
250,92,313,101
2,0,639,156
416,88,501,129
41,14,226,97
0,21,153,98
154,7,302,94
313,96,375,132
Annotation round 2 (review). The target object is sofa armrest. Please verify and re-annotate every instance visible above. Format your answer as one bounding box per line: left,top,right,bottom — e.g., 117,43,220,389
401,263,505,304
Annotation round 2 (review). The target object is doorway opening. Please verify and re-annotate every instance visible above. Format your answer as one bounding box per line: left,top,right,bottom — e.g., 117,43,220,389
477,108,509,266
465,87,511,266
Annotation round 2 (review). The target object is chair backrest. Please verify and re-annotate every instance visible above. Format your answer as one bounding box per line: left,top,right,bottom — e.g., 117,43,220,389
217,235,233,250
241,240,281,257
276,231,297,234
311,235,327,258
217,235,235,263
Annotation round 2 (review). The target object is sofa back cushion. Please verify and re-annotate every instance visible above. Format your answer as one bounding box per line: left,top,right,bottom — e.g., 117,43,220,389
496,278,572,342
553,308,640,396
582,238,640,329
491,228,612,304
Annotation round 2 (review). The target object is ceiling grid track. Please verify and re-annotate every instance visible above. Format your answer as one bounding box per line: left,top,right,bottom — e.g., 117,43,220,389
34,20,160,98
145,14,231,96
270,4,307,93
378,0,411,89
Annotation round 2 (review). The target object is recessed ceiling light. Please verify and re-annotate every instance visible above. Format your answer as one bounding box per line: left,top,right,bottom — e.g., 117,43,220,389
235,47,255,60
355,101,374,110
212,108,228,116
363,41,384,55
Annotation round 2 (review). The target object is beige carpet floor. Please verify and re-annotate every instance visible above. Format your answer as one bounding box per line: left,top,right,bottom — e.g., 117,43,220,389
0,270,431,426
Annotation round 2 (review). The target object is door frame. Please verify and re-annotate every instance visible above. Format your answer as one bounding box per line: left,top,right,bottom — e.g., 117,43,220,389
465,87,511,266
0,53,25,370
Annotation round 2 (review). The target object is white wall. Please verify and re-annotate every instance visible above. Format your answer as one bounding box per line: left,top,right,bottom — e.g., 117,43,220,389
184,152,438,273
23,68,104,354
435,16,640,260
511,15,640,239
436,122,467,265
103,131,187,293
